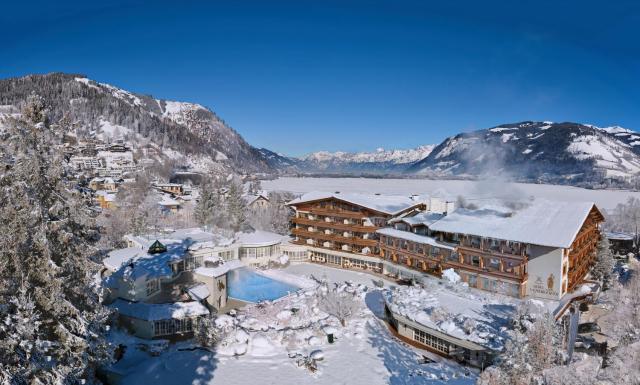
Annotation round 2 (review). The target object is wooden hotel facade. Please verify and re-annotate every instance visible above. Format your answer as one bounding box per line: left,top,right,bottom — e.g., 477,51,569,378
288,192,604,300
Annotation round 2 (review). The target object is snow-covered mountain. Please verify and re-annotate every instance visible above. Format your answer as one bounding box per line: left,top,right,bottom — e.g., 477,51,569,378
296,145,435,175
407,121,640,185
0,73,278,174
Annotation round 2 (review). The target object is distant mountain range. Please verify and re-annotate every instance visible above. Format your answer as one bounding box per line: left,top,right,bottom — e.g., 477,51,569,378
408,121,640,185
1,73,638,186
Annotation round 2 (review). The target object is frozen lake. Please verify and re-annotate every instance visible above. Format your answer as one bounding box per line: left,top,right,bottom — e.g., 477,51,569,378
263,177,640,211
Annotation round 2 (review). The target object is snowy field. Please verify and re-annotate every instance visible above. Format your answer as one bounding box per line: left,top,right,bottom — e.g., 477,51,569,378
262,177,640,210
113,264,477,385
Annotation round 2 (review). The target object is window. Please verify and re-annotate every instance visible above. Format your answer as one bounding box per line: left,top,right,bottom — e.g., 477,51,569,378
471,256,481,267
218,250,234,261
153,318,194,336
413,327,449,354
146,278,160,297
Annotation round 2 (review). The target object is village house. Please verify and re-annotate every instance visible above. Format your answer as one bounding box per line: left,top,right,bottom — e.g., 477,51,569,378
154,182,185,195
95,190,117,209
244,193,270,209
89,177,118,191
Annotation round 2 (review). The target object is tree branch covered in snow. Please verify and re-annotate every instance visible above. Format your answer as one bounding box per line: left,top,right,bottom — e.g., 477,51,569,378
0,94,111,384
318,284,361,327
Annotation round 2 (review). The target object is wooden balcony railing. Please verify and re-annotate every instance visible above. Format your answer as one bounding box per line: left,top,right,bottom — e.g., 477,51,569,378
457,244,527,260
292,228,378,247
292,216,379,233
307,208,369,219
443,260,527,282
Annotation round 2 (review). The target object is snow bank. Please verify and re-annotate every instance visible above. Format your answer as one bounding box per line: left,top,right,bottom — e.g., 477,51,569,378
442,268,461,284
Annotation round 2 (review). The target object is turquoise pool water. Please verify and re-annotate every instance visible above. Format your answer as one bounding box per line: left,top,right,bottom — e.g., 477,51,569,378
227,267,299,302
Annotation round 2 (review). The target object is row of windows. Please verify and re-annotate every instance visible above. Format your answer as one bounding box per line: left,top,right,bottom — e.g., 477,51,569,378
218,250,235,261
461,273,521,296
153,318,193,336
382,236,449,258
240,245,280,259
284,249,308,262
413,327,450,354
171,255,204,275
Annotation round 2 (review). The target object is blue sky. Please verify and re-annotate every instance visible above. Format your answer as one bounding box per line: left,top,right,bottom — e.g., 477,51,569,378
1,0,638,156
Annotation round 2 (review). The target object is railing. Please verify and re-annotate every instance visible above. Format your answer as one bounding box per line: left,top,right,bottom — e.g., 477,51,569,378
292,216,378,232
444,260,527,281
457,244,527,260
292,228,378,247
307,208,369,219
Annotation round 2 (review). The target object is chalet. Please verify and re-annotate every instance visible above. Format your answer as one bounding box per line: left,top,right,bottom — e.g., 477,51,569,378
89,177,117,191
286,192,425,273
244,193,270,209
155,183,184,195
158,196,181,213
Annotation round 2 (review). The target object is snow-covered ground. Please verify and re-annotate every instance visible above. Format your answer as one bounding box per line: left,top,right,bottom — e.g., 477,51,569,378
262,177,640,210
112,263,478,385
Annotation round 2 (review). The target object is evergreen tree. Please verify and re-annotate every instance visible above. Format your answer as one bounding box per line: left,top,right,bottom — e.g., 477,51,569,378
226,180,247,232
593,237,615,290
194,180,220,228
0,94,111,384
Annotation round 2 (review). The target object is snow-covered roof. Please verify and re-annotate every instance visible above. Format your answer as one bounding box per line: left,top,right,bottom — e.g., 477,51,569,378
429,200,601,248
110,299,209,321
158,196,180,206
605,231,634,241
103,247,146,271
287,191,421,215
243,193,270,205
376,228,455,250
384,285,515,350
96,190,117,201
110,241,191,281
194,259,244,277
389,211,445,227
187,284,210,301
128,228,234,250
237,230,286,247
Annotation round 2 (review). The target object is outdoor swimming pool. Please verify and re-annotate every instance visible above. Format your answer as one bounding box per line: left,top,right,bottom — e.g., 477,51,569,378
227,267,299,302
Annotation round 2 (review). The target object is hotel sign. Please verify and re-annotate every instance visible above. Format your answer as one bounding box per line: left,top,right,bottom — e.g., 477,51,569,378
530,274,559,297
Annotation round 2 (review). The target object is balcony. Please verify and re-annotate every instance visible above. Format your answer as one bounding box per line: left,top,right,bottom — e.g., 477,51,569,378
307,207,368,219
457,243,527,260
292,216,379,233
444,260,527,282
292,228,378,248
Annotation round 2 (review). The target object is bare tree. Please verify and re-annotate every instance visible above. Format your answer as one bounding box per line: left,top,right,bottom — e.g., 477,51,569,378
319,288,360,327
